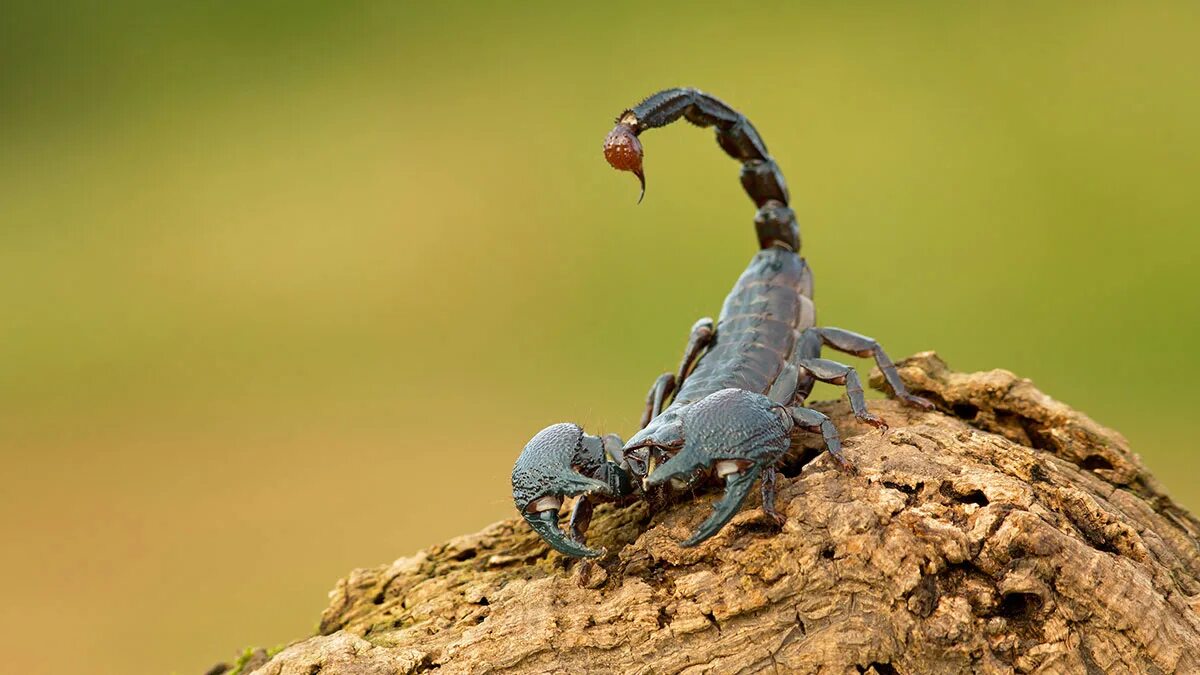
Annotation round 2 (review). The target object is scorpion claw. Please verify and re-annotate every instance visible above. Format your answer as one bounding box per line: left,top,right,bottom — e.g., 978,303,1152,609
523,509,605,559
642,444,701,489
512,423,620,557
681,466,762,547
640,390,793,547
648,449,768,542
643,449,767,547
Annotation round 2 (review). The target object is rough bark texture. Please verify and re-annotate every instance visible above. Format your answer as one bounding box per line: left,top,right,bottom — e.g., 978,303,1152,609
221,353,1200,674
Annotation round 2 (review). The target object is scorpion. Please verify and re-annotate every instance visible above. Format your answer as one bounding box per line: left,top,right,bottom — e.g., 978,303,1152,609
511,87,932,558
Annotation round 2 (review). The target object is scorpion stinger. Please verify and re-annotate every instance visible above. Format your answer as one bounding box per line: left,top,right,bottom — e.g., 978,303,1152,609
603,120,645,202
603,88,795,250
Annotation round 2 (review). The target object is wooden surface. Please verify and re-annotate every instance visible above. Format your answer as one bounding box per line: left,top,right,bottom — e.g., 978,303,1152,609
218,353,1200,674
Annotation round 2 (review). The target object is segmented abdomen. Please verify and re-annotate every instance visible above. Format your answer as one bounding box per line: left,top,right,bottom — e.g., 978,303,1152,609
674,248,813,404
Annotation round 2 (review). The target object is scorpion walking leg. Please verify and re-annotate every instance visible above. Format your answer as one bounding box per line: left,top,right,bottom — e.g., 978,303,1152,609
796,358,886,430
640,373,677,430
770,331,887,428
789,406,852,472
814,327,934,409
759,466,786,526
676,317,715,383
640,317,716,429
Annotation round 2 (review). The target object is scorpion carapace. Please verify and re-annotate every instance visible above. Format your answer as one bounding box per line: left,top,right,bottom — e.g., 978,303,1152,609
513,87,932,557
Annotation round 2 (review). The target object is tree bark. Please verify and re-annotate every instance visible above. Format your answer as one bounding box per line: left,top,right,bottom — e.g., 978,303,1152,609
221,353,1200,674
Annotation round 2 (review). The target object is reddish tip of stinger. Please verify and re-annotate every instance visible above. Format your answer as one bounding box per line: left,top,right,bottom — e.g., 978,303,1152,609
603,123,645,203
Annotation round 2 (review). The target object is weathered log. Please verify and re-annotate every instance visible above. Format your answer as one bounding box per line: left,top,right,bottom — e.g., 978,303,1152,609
221,353,1200,674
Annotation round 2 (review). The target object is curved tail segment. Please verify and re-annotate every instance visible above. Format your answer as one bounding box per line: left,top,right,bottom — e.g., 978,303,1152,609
603,87,800,252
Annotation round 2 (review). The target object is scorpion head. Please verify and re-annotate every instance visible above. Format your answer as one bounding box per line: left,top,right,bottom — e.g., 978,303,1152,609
622,411,686,488
627,389,792,547
511,422,620,558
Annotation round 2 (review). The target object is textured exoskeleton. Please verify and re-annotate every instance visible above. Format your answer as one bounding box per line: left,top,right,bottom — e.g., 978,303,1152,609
511,87,931,557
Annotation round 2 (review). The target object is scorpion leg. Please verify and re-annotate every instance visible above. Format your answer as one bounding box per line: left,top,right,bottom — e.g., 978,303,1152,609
789,405,852,472
640,373,677,430
770,331,887,428
759,466,786,527
676,317,715,383
813,327,934,409
796,358,887,430
639,317,715,428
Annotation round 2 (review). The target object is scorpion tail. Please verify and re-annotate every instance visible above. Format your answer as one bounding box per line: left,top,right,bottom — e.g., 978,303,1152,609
602,87,800,252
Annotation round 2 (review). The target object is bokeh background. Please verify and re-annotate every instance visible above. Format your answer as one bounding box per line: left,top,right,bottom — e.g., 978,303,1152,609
3,2,1198,673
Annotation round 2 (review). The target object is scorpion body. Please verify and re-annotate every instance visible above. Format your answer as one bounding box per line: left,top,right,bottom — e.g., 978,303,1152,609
512,88,931,557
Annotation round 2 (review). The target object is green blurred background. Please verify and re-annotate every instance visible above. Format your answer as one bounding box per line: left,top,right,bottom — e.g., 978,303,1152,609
2,2,1198,673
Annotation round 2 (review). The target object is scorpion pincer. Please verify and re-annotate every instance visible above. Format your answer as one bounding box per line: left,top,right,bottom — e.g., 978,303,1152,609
511,87,933,557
